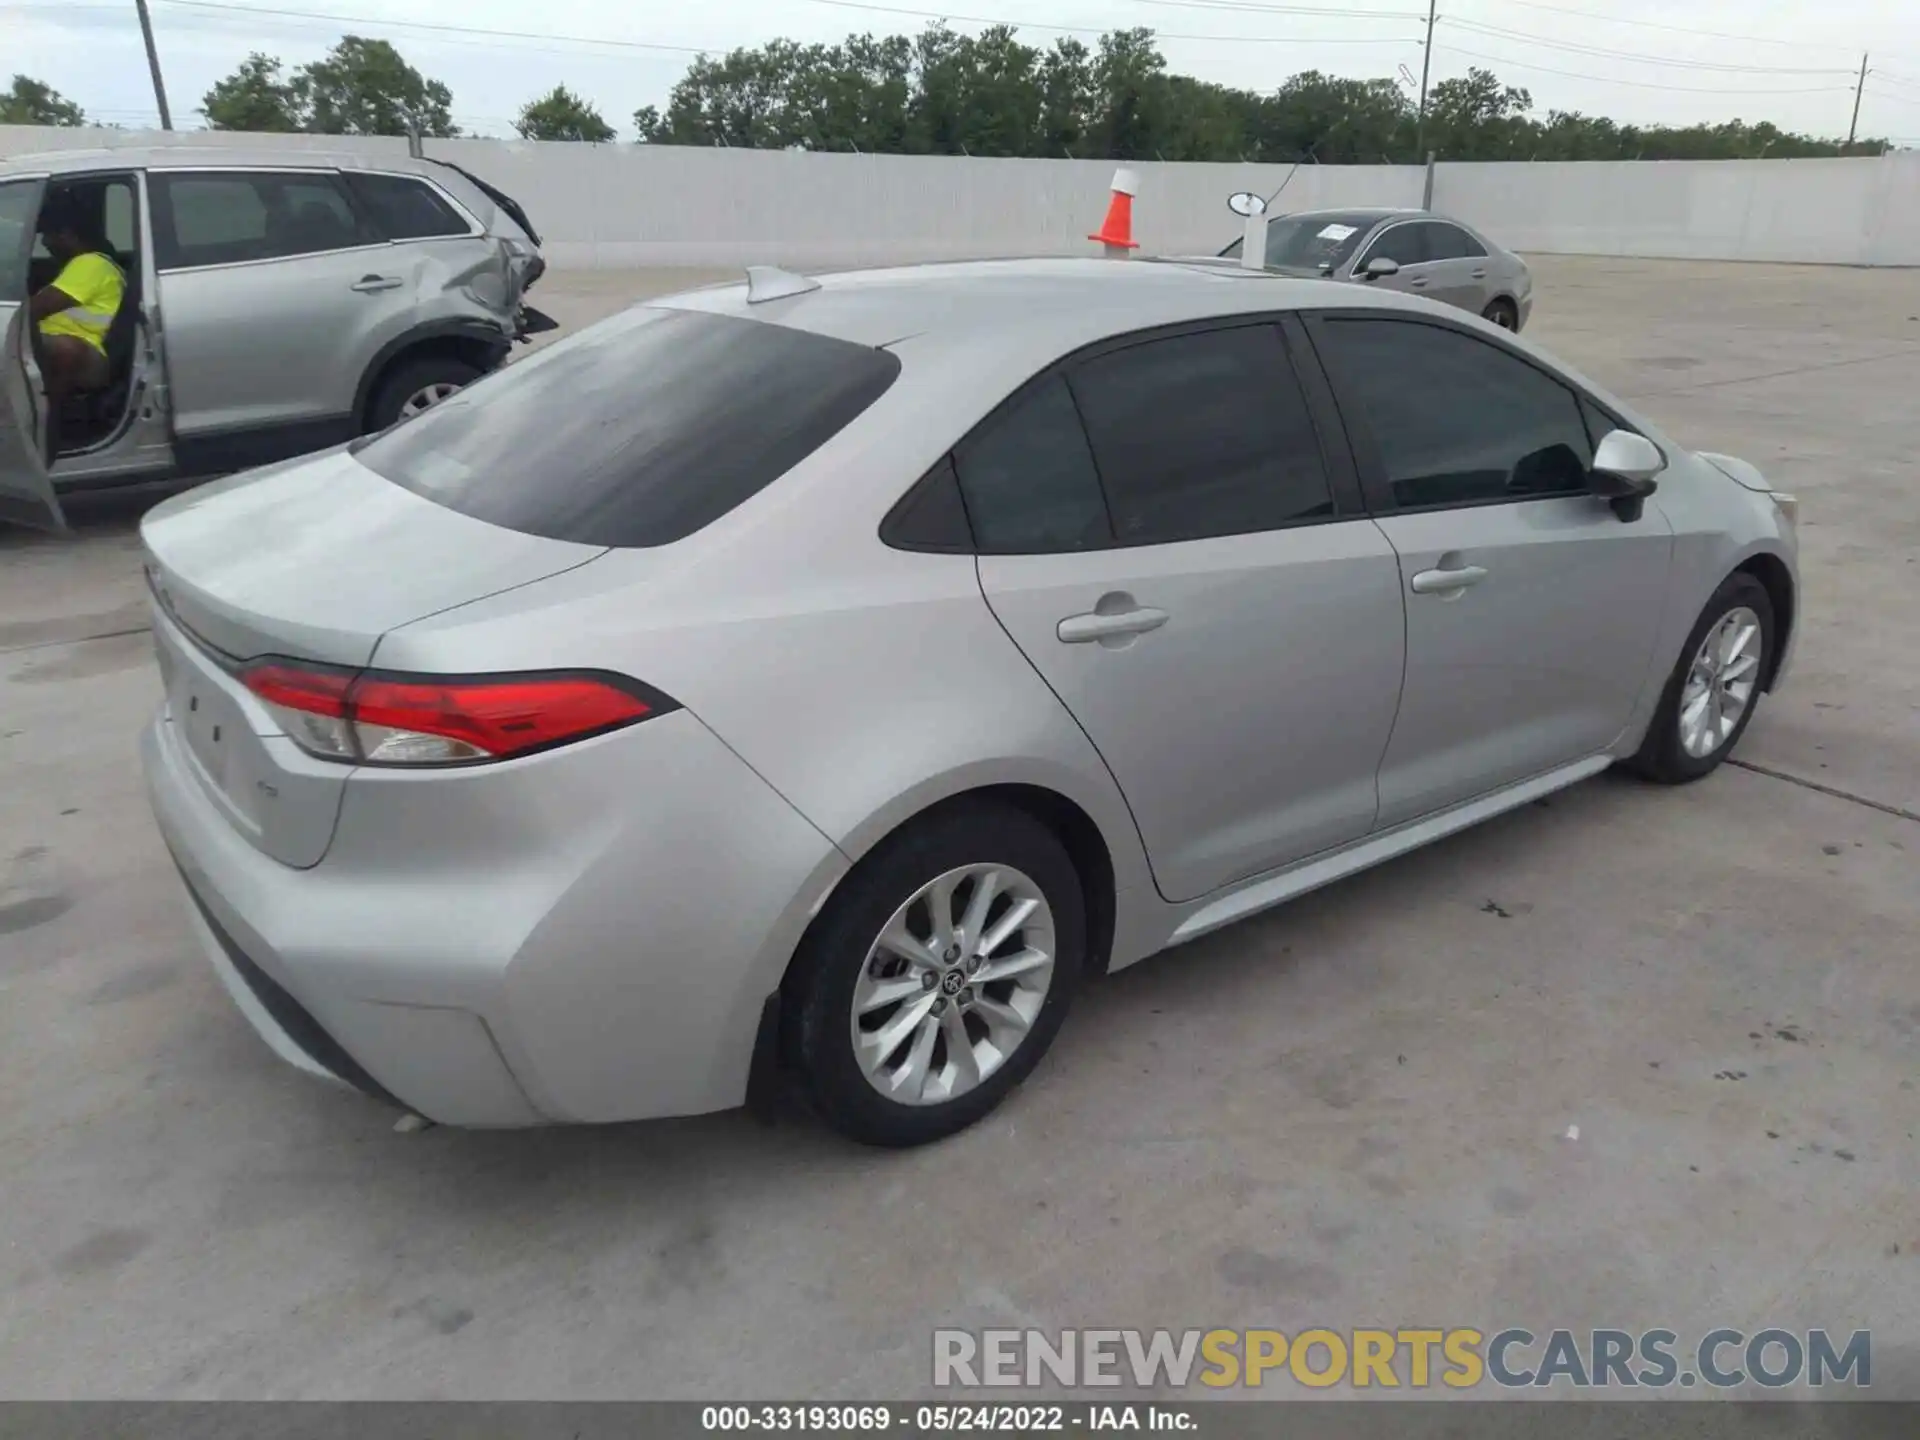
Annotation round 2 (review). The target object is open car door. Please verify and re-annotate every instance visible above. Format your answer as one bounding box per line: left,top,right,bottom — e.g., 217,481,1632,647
0,174,65,534
0,303,63,533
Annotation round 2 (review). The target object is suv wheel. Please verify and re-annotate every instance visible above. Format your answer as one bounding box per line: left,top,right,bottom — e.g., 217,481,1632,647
783,801,1085,1147
365,355,484,433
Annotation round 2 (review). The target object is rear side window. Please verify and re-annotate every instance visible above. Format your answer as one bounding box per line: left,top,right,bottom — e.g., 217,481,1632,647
953,375,1111,553
345,173,470,240
1068,324,1334,544
354,307,901,548
1429,223,1486,260
155,172,373,268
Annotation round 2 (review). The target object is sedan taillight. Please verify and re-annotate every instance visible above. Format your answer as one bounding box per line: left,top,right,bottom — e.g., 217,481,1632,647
241,661,672,766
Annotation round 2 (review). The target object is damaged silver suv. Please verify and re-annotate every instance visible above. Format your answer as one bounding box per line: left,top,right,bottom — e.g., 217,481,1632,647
0,147,552,531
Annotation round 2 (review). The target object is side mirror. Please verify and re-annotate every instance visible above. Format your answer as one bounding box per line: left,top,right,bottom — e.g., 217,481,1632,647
1589,428,1665,521
1361,256,1399,280
1227,191,1267,218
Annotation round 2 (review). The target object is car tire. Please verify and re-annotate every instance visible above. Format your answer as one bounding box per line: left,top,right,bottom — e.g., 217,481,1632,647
364,355,484,434
782,800,1086,1148
1625,572,1774,785
1482,297,1519,331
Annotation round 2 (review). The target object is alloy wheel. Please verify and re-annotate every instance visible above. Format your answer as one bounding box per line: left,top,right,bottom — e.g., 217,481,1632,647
400,382,463,419
1678,605,1763,758
849,863,1056,1107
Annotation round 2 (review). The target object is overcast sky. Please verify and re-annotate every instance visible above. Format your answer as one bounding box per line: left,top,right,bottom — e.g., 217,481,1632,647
8,0,1920,144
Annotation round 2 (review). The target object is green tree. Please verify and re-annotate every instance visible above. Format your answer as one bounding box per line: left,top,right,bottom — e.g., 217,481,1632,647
1037,38,1093,157
1425,67,1534,160
1,74,86,126
296,36,457,138
1089,28,1169,160
201,53,303,132
516,85,615,142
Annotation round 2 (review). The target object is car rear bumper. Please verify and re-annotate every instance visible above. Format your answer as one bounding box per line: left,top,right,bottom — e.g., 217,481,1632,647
142,703,849,1127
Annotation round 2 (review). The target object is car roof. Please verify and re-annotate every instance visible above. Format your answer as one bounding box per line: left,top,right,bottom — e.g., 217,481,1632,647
655,255,1450,358
0,146,452,179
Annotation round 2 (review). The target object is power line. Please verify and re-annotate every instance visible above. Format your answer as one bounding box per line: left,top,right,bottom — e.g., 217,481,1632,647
1464,0,1868,55
802,0,1419,42
1441,17,1857,76
1125,0,1419,17
159,1,711,54
1429,43,1854,96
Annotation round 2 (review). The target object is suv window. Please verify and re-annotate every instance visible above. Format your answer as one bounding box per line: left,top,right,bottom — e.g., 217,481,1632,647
953,374,1111,553
0,180,36,297
1314,318,1593,509
1068,324,1333,544
344,173,470,240
1427,222,1486,260
1361,222,1430,267
355,307,901,548
155,172,373,268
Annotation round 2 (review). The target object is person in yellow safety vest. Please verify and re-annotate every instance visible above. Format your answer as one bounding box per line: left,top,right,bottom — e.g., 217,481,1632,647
29,193,126,415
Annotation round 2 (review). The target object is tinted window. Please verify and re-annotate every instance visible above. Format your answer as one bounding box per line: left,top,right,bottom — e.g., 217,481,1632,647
0,180,36,296
345,173,469,239
882,457,974,553
1068,325,1333,544
1363,222,1430,267
156,172,372,268
1428,223,1485,260
954,375,1110,553
1316,318,1592,509
356,307,901,548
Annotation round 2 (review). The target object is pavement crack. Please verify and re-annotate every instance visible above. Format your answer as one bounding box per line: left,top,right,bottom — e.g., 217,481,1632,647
1620,345,1920,399
1,625,151,658
1727,758,1920,826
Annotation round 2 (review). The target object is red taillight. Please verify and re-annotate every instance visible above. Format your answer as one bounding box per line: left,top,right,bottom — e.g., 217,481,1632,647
240,662,668,766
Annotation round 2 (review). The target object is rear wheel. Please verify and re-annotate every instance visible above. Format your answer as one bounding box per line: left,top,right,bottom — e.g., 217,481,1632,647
1482,297,1519,330
365,355,484,434
1625,573,1773,784
783,801,1084,1147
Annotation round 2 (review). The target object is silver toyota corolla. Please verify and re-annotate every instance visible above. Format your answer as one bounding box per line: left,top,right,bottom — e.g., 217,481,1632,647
140,258,1798,1146
1217,206,1534,330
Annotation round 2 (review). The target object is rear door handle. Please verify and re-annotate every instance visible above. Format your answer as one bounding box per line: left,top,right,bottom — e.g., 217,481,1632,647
1057,605,1170,645
1410,564,1489,595
351,275,404,292
1408,277,1429,289
1471,268,1488,279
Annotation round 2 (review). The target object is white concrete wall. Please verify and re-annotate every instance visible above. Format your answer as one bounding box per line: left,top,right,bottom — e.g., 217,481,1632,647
4,124,1914,267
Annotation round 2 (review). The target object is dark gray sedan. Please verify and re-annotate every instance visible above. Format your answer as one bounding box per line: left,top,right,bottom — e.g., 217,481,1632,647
1217,205,1534,331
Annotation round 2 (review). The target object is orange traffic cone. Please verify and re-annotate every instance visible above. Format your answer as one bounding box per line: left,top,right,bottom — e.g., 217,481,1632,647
1089,167,1140,256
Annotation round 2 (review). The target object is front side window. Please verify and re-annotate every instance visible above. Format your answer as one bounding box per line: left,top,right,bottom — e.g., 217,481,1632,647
155,172,373,269
344,173,470,240
1068,324,1334,545
0,180,38,297
355,306,901,548
1359,222,1431,268
1314,318,1593,509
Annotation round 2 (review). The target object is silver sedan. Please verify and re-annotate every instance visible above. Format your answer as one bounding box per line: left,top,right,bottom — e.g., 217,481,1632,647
1218,205,1535,330
137,257,1796,1147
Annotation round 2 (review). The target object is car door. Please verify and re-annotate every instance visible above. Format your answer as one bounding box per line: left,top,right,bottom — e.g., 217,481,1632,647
1418,221,1496,314
0,173,65,532
969,317,1409,903
149,167,414,466
1304,312,1675,828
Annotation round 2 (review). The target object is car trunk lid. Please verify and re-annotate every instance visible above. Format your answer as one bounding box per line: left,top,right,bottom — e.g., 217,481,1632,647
142,447,605,867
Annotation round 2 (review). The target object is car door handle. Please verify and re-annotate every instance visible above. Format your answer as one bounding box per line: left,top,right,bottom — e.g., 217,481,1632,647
1410,564,1489,595
1057,605,1170,644
1408,277,1429,289
351,275,404,292
1471,268,1488,279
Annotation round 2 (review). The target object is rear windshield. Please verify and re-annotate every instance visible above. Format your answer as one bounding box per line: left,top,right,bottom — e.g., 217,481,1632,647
353,307,901,547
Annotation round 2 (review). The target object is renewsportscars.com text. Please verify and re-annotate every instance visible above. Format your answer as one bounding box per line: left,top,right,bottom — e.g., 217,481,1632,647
932,1327,1872,1390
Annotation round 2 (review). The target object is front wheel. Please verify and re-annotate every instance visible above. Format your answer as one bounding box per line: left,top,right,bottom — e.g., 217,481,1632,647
1625,572,1774,784
782,801,1085,1147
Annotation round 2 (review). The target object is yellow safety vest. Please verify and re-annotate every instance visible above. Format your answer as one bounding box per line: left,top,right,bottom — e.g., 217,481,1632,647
40,252,126,356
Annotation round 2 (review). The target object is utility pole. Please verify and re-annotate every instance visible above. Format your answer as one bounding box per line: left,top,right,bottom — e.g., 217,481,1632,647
1848,52,1868,147
133,0,173,130
1415,0,1437,159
